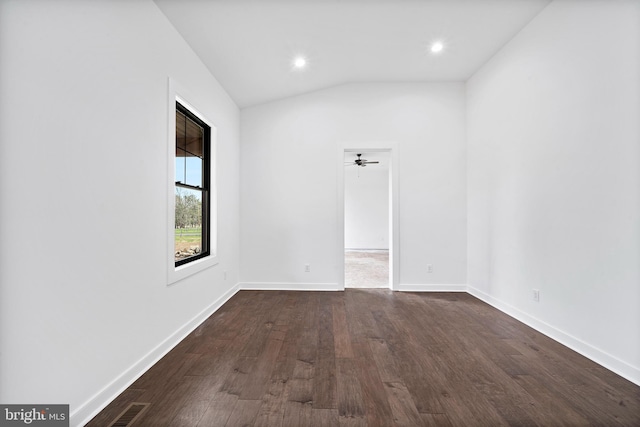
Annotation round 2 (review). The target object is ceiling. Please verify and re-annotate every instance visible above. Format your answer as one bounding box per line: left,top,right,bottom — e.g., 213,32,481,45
154,0,551,108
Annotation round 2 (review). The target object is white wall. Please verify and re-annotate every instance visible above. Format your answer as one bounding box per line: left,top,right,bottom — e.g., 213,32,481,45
0,1,240,424
467,0,640,383
240,83,466,288
345,165,389,250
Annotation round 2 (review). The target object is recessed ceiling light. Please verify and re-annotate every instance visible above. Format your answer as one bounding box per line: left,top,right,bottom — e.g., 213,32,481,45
294,57,307,68
430,41,444,53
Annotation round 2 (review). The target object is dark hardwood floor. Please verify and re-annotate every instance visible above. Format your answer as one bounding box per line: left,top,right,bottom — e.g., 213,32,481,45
87,290,640,426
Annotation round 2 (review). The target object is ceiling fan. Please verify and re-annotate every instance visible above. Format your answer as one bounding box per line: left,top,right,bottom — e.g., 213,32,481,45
345,153,379,167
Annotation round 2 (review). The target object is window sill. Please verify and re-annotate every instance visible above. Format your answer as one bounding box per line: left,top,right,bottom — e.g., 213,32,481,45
168,254,218,286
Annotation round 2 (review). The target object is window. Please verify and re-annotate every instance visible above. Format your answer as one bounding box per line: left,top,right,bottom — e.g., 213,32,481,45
166,80,218,284
174,102,210,266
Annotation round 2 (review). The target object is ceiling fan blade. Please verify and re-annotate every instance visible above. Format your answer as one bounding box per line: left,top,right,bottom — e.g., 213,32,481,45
362,161,379,164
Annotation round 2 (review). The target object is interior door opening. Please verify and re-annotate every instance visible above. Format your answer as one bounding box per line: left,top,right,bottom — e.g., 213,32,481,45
343,151,391,289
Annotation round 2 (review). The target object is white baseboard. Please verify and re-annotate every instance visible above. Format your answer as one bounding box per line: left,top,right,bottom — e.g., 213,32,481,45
395,283,467,292
345,248,389,251
467,286,640,387
239,282,341,291
72,283,240,427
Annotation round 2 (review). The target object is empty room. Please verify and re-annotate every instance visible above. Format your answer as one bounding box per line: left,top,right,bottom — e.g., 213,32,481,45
0,0,638,426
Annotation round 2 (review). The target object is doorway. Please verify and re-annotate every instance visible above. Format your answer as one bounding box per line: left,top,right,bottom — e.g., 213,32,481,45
344,151,390,288
339,145,398,290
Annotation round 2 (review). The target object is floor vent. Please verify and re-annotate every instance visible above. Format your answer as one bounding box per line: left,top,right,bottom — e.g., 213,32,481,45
108,402,150,427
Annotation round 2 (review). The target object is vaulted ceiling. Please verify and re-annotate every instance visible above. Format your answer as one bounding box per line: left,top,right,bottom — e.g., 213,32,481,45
154,0,551,108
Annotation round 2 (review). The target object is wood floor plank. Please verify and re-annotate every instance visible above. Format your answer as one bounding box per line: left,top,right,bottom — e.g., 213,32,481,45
372,305,447,414
185,339,232,376
271,293,309,383
253,379,287,427
310,408,340,427
313,352,336,408
135,375,206,426
274,293,299,327
338,417,368,427
88,290,640,427
420,413,453,427
512,374,591,425
297,292,319,364
167,399,210,427
241,328,287,400
344,290,382,342
336,358,366,420
282,401,313,427
168,374,233,426
287,360,314,404
240,292,288,358
135,352,202,404
214,291,269,342
224,399,263,427
352,340,395,425
367,338,401,383
313,294,337,409
332,294,354,358
383,381,423,426
195,392,238,427
219,356,256,397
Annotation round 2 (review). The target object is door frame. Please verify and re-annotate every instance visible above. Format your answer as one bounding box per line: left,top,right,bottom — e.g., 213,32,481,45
337,141,399,290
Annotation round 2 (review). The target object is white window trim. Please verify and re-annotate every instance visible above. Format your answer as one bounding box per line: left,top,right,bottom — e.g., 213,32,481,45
167,78,218,285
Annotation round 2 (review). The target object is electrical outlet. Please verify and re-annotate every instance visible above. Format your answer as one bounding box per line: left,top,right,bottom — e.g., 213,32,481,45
532,289,540,302
305,264,310,273
427,264,433,273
